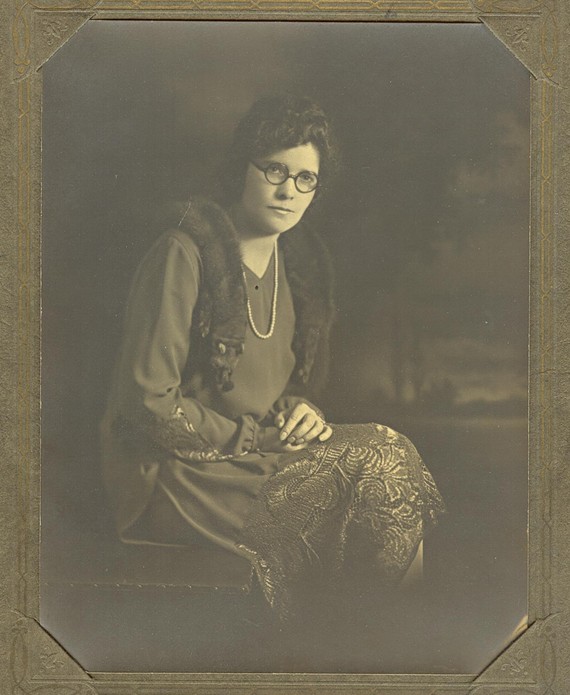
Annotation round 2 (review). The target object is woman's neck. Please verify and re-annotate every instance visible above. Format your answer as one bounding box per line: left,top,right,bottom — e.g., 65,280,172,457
239,235,278,278
229,203,279,277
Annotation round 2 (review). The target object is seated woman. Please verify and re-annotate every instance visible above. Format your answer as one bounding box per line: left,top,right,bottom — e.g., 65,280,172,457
100,94,445,620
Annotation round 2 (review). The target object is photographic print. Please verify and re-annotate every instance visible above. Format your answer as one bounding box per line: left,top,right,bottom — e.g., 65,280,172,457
1,2,568,693
40,20,528,674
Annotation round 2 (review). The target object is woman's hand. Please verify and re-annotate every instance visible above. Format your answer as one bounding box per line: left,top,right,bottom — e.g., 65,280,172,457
259,427,309,454
274,403,333,446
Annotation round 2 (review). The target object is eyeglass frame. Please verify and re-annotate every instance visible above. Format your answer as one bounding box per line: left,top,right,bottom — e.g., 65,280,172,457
249,160,320,194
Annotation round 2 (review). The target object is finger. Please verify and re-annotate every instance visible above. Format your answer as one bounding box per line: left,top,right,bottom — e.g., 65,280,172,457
284,440,308,452
279,404,310,441
285,414,310,443
318,425,333,442
274,412,285,428
288,414,319,443
296,420,324,444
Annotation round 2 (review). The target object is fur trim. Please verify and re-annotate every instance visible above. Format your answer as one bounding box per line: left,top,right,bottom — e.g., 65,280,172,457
175,196,335,395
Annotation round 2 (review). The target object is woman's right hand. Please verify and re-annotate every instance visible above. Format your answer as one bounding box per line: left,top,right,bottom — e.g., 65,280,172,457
259,427,309,454
274,403,333,446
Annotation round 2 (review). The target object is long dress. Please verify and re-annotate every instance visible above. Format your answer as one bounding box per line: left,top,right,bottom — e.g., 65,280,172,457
101,228,445,619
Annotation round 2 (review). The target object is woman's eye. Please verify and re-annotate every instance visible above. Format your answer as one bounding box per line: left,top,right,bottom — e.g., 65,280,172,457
300,172,316,183
267,163,283,175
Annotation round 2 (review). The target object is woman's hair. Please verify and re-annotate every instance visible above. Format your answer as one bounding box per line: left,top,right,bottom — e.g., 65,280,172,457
218,93,339,205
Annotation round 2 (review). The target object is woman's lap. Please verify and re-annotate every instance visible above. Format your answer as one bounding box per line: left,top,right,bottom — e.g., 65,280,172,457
135,421,445,617
136,448,284,550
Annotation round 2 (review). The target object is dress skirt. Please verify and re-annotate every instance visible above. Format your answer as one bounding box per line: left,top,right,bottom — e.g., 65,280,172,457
139,421,446,621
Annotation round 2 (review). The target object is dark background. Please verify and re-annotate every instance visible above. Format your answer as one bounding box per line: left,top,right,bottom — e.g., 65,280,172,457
41,21,529,674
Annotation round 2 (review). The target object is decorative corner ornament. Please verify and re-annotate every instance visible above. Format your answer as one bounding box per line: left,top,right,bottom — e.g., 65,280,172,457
472,613,564,691
481,15,542,79
505,23,531,51
33,10,95,73
13,4,99,80
41,16,70,46
11,613,92,690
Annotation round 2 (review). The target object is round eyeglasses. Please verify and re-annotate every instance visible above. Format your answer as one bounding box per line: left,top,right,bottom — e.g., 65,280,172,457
250,161,319,194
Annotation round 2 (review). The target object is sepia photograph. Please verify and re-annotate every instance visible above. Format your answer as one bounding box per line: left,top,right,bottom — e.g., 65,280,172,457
39,20,530,675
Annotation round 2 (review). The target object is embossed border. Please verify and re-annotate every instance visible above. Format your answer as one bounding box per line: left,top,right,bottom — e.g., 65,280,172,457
1,0,568,692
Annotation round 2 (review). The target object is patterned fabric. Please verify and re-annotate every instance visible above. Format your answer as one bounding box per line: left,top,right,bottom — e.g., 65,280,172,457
113,406,233,464
237,423,446,621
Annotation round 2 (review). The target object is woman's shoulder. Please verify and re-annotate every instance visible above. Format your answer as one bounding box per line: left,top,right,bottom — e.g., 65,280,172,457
144,226,203,278
160,227,201,260
130,230,203,300
152,196,232,264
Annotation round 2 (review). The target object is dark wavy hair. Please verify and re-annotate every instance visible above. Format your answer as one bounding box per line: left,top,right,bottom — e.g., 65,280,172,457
218,94,339,206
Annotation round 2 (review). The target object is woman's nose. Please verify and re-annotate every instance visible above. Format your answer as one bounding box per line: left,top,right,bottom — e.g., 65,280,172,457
275,177,296,198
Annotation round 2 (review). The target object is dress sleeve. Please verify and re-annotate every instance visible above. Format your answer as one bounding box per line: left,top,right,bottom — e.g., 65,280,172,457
113,233,261,460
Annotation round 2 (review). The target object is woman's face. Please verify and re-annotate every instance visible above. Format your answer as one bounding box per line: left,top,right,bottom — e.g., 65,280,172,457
237,143,320,237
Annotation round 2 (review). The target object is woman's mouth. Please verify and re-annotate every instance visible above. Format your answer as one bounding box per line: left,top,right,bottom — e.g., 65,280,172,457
268,206,294,215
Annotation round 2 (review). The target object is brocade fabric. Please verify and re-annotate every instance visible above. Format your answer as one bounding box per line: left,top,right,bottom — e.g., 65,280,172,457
237,422,446,621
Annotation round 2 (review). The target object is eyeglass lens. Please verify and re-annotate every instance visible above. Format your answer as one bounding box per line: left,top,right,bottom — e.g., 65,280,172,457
263,162,318,193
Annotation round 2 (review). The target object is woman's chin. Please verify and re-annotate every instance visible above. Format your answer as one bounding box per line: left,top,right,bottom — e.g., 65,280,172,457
230,206,298,238
267,212,304,235
253,220,298,238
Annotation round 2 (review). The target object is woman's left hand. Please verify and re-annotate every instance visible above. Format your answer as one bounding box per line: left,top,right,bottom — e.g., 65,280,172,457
274,403,333,446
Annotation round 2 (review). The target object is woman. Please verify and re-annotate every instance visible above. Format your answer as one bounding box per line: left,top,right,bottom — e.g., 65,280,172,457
101,94,445,620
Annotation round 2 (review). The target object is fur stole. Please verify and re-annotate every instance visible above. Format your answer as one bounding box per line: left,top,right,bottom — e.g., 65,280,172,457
175,196,335,397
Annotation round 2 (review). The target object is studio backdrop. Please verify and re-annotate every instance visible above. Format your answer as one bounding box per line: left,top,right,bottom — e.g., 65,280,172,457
41,20,529,674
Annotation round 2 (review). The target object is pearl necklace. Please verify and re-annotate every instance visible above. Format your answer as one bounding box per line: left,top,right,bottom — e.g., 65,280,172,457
242,241,279,340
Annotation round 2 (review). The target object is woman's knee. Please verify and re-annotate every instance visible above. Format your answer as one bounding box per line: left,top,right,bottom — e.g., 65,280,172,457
370,423,417,454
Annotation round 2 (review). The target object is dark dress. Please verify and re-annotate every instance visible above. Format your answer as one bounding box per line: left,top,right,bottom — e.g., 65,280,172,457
101,227,445,619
